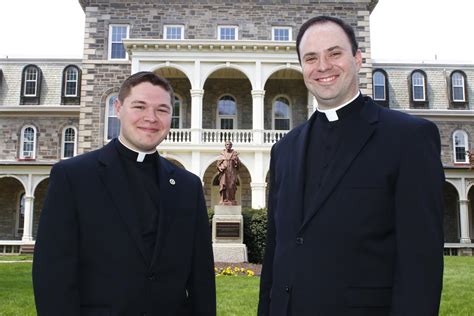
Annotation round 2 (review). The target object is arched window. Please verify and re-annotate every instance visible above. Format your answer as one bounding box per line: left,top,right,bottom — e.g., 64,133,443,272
16,193,25,236
451,71,467,103
62,127,77,158
106,94,120,140
410,70,428,105
217,95,236,129
373,70,387,101
20,125,37,159
171,95,181,129
20,65,42,105
61,65,81,105
453,130,469,163
273,96,291,130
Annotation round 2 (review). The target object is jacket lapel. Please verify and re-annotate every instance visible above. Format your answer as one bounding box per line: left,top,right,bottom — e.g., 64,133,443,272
150,157,175,268
97,141,148,263
288,113,317,226
300,98,379,229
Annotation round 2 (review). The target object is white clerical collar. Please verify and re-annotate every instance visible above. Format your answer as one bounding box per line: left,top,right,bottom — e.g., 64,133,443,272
316,91,361,122
118,137,157,162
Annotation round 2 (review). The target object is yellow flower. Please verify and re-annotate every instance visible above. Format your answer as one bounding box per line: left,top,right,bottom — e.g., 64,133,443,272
246,269,254,277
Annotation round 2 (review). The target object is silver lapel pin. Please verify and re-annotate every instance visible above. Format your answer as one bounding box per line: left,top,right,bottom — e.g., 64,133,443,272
169,178,176,185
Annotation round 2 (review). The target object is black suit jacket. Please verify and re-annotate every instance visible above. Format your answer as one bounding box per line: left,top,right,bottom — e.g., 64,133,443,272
258,97,444,316
33,141,216,316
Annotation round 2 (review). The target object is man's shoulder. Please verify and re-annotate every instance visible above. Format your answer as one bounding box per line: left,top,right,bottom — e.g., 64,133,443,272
160,156,201,184
55,146,103,170
368,97,435,129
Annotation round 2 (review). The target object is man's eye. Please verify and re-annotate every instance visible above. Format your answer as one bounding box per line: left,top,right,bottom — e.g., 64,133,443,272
134,106,145,110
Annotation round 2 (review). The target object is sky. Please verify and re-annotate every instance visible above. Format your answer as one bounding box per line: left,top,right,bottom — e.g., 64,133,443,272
0,0,473,63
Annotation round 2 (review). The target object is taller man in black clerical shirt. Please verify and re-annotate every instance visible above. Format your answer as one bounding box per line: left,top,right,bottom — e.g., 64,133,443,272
33,72,216,316
258,16,444,316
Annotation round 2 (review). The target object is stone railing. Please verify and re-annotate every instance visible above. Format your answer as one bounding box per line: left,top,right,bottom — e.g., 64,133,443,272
201,129,254,144
163,129,192,143
163,128,288,145
263,130,287,143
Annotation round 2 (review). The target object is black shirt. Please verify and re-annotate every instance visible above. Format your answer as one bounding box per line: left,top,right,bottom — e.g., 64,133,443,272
114,139,160,262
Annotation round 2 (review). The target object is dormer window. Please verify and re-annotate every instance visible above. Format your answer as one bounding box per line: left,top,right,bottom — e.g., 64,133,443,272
20,65,42,105
61,65,81,105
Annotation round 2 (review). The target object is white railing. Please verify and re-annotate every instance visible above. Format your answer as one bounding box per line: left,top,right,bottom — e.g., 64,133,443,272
201,129,254,144
163,129,192,143
263,130,287,143
163,129,288,144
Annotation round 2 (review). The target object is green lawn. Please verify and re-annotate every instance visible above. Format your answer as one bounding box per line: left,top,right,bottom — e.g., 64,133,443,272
0,257,473,315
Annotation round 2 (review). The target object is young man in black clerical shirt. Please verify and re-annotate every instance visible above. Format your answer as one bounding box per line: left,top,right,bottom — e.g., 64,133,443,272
258,16,444,316
33,72,216,316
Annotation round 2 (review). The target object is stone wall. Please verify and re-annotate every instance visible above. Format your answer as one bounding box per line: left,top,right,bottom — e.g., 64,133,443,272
0,116,79,161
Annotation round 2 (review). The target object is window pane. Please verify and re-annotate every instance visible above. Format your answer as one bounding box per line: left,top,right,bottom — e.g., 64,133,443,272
221,119,234,129
24,67,38,96
274,28,289,41
374,86,385,100
452,73,465,101
171,97,180,128
65,68,78,96
171,118,180,129
166,26,183,39
453,87,464,101
414,86,424,101
18,193,25,233
64,143,75,158
108,117,120,139
107,96,120,139
220,27,236,40
25,82,36,95
275,119,289,130
218,96,236,115
274,97,289,118
455,147,466,161
111,26,127,59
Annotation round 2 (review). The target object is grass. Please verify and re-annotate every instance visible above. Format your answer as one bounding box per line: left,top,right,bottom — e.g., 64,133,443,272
0,257,473,315
0,255,32,262
440,256,474,315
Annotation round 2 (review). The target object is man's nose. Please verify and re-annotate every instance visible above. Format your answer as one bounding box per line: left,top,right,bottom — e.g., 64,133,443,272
143,107,157,121
317,56,331,71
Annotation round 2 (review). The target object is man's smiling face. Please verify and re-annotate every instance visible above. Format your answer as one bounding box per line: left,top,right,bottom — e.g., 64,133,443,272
299,21,362,110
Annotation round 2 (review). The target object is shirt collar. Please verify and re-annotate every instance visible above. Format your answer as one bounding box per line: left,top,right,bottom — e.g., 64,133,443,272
316,91,361,122
118,137,157,163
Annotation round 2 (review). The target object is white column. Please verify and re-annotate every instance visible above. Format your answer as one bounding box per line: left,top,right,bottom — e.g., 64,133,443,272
251,182,267,209
251,151,266,209
459,199,472,243
307,92,317,118
21,195,34,242
252,89,265,145
190,89,204,144
191,151,201,179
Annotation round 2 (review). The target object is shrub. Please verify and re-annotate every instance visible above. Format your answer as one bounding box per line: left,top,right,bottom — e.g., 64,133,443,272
242,208,267,264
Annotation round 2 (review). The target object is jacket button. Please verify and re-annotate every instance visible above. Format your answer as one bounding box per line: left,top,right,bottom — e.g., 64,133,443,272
296,237,304,245
147,273,157,281
285,285,290,293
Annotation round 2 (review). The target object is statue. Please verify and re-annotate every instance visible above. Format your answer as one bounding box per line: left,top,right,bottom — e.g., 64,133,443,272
217,141,240,205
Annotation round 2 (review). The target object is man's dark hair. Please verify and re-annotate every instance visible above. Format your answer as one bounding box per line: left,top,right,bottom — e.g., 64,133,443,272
296,16,359,64
118,71,174,103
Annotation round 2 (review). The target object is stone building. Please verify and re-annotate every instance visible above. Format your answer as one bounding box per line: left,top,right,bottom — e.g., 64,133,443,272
0,0,472,255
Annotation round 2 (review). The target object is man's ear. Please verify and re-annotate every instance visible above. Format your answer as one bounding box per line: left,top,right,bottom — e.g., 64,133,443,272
114,98,122,119
355,49,362,70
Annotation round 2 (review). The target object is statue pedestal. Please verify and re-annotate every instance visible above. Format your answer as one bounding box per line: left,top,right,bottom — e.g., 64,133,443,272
212,205,248,263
